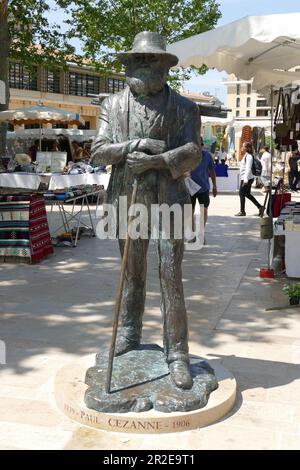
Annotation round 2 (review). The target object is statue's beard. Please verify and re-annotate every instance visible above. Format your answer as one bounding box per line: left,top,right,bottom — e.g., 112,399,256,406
126,68,167,96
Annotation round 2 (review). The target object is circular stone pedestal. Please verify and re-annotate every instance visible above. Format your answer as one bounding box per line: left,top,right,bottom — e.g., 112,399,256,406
55,350,236,434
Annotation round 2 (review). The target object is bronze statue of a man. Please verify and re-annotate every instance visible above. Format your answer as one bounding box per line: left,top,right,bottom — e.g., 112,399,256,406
92,31,201,390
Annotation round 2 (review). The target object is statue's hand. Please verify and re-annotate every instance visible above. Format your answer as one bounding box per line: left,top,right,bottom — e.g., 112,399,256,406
137,138,167,155
127,151,162,174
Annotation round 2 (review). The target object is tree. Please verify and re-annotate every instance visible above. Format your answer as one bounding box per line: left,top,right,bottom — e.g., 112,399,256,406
59,0,221,83
0,0,74,159
0,0,221,162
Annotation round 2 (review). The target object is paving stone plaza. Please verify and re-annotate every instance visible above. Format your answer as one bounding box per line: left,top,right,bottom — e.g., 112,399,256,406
1,191,300,450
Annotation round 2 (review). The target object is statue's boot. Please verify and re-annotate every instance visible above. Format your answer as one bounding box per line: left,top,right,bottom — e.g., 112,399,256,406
169,360,193,390
114,334,140,356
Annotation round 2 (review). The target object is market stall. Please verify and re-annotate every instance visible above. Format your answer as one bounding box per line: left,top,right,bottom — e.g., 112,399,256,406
168,12,300,277
273,201,300,277
0,172,110,191
0,104,85,151
209,166,240,192
201,116,232,155
0,194,53,263
45,187,105,247
0,171,109,254
0,102,111,258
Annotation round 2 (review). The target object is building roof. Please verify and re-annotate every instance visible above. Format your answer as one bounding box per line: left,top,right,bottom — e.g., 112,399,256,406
180,90,215,103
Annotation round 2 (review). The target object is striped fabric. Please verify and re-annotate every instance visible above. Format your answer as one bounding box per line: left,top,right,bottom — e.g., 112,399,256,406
0,195,53,263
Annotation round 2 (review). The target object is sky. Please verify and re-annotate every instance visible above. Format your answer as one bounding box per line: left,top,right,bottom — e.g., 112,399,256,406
48,0,300,104
185,0,300,104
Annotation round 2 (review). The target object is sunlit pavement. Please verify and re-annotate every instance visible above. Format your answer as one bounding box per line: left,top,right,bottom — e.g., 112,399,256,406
1,190,300,450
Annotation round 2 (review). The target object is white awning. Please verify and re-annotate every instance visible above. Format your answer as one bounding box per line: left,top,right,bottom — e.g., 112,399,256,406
168,13,300,90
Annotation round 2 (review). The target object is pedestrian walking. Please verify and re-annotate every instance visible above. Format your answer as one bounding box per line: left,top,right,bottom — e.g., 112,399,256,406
235,141,264,217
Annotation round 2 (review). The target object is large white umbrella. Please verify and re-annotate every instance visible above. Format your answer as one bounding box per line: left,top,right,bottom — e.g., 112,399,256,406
0,104,85,150
0,104,85,126
167,13,300,90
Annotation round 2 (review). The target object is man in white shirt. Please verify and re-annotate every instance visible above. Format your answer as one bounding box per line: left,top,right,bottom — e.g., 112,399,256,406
260,146,271,192
217,147,227,164
235,142,264,217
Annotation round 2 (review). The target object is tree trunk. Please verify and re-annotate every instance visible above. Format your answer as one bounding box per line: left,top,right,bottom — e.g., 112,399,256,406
0,0,10,169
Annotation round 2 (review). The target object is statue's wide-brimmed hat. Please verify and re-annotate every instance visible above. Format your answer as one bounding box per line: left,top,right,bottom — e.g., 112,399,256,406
117,31,178,67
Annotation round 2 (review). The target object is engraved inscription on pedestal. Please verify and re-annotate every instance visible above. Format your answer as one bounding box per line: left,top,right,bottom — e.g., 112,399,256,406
55,354,236,433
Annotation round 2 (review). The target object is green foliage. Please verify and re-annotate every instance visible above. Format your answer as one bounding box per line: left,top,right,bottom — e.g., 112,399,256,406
2,0,221,81
5,0,75,70
283,283,300,299
58,0,221,83
0,0,221,154
265,135,276,151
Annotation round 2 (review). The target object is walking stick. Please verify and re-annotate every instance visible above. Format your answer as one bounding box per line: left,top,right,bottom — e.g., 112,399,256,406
105,179,138,393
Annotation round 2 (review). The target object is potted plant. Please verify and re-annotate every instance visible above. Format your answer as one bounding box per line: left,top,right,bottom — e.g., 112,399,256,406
283,283,300,305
